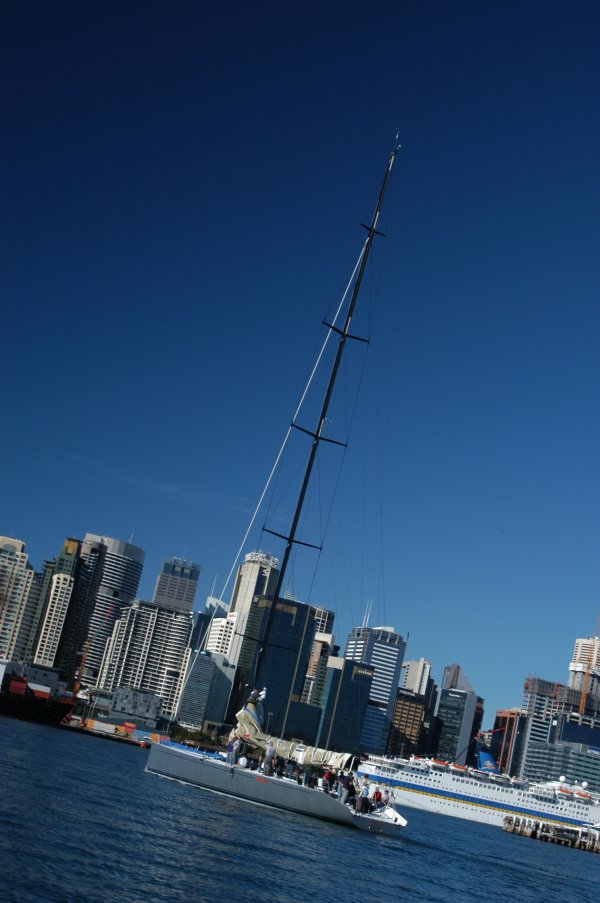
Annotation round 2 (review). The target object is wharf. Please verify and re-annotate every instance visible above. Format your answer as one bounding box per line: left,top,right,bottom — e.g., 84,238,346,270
503,816,600,853
59,722,150,747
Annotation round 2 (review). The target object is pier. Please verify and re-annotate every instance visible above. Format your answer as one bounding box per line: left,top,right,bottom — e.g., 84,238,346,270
503,816,600,853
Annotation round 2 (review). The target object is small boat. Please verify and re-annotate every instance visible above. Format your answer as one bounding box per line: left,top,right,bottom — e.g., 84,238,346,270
147,142,407,838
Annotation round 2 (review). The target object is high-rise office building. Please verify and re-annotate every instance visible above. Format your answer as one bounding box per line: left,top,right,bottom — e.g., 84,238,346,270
205,611,238,656
152,557,200,611
97,599,193,718
177,650,236,730
0,537,35,660
224,551,279,674
226,593,317,737
401,658,431,695
80,534,145,683
568,635,600,699
387,688,428,758
442,662,474,692
434,686,483,765
316,658,374,754
230,551,279,613
302,631,334,707
344,625,406,754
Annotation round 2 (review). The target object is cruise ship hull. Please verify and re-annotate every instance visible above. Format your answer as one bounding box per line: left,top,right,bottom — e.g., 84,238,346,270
357,759,600,829
146,742,406,836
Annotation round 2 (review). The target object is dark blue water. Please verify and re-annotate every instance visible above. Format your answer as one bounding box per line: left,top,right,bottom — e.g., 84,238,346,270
1,718,599,902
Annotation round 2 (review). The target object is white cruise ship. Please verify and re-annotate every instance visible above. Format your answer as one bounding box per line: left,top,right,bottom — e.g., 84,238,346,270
357,754,600,828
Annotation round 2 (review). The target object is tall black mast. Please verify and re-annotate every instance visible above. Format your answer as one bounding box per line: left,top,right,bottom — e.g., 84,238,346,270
255,142,400,690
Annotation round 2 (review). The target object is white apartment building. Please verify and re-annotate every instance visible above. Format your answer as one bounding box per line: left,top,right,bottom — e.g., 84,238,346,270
34,573,75,667
97,599,193,718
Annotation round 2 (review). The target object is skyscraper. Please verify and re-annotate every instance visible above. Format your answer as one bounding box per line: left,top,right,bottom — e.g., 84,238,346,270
568,635,600,699
0,537,35,660
434,687,483,765
317,658,374,754
80,534,145,683
344,625,406,754
230,551,279,612
152,557,200,611
226,551,279,672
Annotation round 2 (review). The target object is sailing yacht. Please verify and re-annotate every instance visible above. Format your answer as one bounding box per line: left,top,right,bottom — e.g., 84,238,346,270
146,142,407,837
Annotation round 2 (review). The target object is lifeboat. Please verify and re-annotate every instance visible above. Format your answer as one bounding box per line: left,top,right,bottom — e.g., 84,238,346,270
449,763,469,774
556,786,574,798
574,791,592,802
430,759,449,770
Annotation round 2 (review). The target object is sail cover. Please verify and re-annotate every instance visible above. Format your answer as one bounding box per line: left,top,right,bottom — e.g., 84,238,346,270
234,696,358,771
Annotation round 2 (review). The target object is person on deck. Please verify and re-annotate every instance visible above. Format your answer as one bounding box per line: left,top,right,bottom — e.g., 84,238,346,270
263,741,276,775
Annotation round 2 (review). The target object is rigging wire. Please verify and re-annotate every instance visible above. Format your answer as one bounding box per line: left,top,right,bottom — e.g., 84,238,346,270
217,239,369,603
178,240,369,700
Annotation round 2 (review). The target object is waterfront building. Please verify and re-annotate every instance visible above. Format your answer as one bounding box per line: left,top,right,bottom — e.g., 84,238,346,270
521,740,600,792
97,599,193,719
513,676,600,777
0,537,35,661
344,625,406,754
152,557,200,611
109,687,162,726
316,658,374,754
80,534,145,683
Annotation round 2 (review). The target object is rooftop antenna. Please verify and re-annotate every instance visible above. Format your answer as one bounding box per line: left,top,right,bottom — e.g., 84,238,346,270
362,596,373,628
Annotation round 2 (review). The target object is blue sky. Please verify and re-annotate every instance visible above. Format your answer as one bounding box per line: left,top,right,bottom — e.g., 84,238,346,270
3,2,600,726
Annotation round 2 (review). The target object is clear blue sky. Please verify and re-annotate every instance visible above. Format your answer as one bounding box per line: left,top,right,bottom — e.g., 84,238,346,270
3,2,600,727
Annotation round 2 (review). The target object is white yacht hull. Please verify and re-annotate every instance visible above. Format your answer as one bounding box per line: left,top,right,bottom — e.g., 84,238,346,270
147,742,406,837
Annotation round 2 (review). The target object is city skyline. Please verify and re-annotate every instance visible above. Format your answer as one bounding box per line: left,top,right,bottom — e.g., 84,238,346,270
4,5,600,724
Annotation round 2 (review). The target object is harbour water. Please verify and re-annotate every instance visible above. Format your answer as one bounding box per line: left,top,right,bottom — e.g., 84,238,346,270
1,718,599,902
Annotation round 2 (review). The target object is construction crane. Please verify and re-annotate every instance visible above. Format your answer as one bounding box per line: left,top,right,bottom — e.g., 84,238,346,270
72,638,91,698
